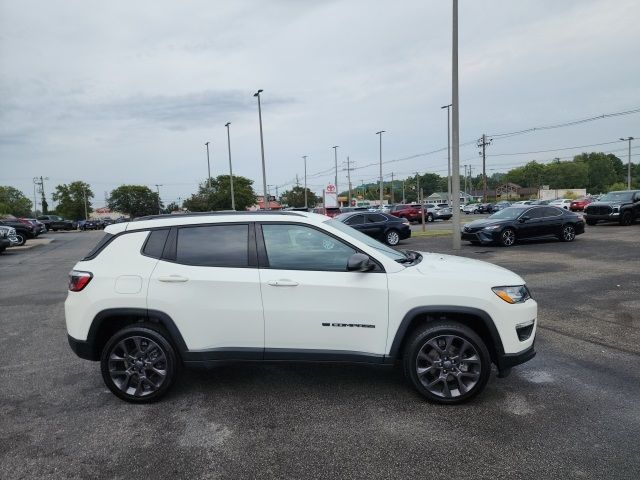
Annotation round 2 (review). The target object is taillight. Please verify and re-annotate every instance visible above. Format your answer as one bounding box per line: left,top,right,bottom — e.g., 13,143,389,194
69,270,93,292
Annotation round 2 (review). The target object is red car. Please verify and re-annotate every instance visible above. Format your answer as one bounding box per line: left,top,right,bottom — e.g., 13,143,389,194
570,198,592,211
389,204,424,223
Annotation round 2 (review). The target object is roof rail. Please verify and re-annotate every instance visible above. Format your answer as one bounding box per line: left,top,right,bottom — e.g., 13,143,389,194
132,211,305,221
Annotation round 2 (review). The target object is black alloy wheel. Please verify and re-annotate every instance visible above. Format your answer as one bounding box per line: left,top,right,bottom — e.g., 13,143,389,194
101,325,178,403
14,234,26,246
620,211,633,226
560,224,576,242
385,229,400,246
404,322,491,404
500,228,516,247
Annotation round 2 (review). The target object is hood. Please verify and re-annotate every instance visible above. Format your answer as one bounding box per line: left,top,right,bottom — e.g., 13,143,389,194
463,218,511,230
587,201,627,207
413,252,525,285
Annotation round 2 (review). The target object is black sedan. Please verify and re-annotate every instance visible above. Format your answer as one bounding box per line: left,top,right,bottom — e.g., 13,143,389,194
461,205,585,247
335,212,411,246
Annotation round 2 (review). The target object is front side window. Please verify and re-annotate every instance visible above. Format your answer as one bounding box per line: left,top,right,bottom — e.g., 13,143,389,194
261,224,356,271
176,224,249,267
345,214,365,225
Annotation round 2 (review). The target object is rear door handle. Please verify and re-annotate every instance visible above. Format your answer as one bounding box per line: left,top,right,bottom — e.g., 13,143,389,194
267,279,299,287
158,275,189,283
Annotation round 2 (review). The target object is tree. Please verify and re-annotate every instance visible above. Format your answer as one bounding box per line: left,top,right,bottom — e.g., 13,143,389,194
0,186,33,216
183,175,256,212
165,201,182,213
574,152,618,193
52,181,93,220
108,185,162,218
280,186,319,207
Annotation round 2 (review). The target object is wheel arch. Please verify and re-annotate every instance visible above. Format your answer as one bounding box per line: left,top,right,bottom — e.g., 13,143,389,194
85,308,188,361
387,306,504,364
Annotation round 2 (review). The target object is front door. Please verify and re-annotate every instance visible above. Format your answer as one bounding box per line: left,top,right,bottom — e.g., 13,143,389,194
147,223,264,354
257,223,389,360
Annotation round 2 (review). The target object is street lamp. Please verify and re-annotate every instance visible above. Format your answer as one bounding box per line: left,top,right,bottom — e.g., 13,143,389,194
225,122,236,210
620,137,634,190
332,145,339,196
442,104,452,205
254,89,269,210
376,131,385,206
154,184,163,214
204,142,212,188
302,155,308,208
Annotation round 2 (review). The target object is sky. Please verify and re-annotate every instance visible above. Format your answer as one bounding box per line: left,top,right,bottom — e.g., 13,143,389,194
1,0,639,208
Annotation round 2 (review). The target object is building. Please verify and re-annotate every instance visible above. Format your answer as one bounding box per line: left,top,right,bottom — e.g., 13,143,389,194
247,196,282,211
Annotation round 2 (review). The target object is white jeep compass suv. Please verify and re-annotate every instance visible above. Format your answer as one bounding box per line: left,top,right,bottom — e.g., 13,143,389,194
65,211,537,404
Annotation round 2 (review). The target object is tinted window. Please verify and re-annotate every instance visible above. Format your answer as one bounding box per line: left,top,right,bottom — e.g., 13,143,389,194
176,225,249,267
366,214,386,223
524,207,544,219
83,233,114,260
345,215,365,225
543,207,563,217
262,224,356,271
142,229,169,258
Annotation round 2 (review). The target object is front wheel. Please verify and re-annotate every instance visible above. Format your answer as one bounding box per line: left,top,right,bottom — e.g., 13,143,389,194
403,322,491,404
619,211,633,226
560,224,576,242
427,213,434,222
14,234,26,246
500,228,516,247
101,325,178,403
385,229,400,246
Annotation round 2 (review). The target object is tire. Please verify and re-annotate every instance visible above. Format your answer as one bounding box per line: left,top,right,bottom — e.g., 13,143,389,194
385,229,400,246
560,224,576,242
100,325,179,403
427,213,434,222
499,228,516,247
14,234,26,246
586,218,597,226
619,211,633,226
403,321,491,404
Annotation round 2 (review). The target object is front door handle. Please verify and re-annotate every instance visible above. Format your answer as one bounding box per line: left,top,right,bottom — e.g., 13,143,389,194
158,275,189,283
267,279,299,287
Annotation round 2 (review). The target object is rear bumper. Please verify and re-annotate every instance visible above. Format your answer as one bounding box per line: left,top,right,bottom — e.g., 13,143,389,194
68,334,99,361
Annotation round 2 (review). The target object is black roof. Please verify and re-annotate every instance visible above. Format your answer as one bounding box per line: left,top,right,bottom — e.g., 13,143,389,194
132,211,304,222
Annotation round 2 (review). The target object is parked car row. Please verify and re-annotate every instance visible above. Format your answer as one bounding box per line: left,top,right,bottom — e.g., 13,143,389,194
0,216,42,246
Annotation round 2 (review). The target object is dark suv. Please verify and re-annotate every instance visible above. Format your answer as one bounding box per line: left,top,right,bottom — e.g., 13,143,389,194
37,215,74,231
584,190,640,226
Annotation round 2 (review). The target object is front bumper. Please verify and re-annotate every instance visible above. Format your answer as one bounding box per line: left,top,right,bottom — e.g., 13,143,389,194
584,213,619,222
461,230,498,244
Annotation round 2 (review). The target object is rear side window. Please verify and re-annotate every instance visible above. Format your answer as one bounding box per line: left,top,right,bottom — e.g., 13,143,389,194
176,225,249,267
366,214,386,223
142,229,169,258
83,233,114,260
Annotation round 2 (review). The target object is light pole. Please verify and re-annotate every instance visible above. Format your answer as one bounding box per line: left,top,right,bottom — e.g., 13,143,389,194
302,155,308,208
442,103,452,205
620,137,634,189
225,122,236,210
332,145,339,199
451,0,461,249
254,89,269,210
154,184,163,214
376,131,385,206
204,142,212,188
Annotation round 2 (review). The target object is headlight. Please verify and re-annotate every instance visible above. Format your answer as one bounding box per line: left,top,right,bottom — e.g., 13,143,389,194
483,225,501,230
492,285,531,304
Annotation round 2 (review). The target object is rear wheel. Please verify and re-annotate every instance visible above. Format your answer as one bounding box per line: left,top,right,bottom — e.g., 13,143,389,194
560,224,576,242
101,325,178,403
500,228,516,247
385,229,400,246
619,211,633,226
403,322,491,404
427,213,434,222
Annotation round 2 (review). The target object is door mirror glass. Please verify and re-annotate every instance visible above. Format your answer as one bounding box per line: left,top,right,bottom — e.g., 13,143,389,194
346,253,375,272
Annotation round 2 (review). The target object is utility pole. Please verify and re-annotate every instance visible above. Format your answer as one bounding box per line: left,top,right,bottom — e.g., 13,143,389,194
32,177,40,216
225,122,235,210
204,142,212,188
416,172,425,232
302,155,308,208
154,184,162,214
376,131,385,206
295,174,300,188
39,176,48,214
253,89,269,210
402,180,406,203
346,156,352,207
477,134,492,202
620,137,634,189
463,164,468,198
442,104,453,205
332,146,339,204
451,0,461,249
83,187,89,220
390,172,395,204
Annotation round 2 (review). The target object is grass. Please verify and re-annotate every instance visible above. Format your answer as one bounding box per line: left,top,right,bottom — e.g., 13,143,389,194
411,229,453,237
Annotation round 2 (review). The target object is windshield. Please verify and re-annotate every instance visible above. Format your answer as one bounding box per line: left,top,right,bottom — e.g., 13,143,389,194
599,191,634,203
324,219,406,261
488,207,525,220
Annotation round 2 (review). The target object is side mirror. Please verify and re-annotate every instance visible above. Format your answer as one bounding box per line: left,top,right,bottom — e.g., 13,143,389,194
347,253,375,272
519,216,530,223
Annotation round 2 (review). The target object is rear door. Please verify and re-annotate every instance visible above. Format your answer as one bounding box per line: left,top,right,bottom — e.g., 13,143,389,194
542,207,564,235
147,223,264,355
363,213,387,238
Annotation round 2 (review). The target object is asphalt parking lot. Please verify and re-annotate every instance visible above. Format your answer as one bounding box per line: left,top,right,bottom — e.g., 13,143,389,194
1,226,639,479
